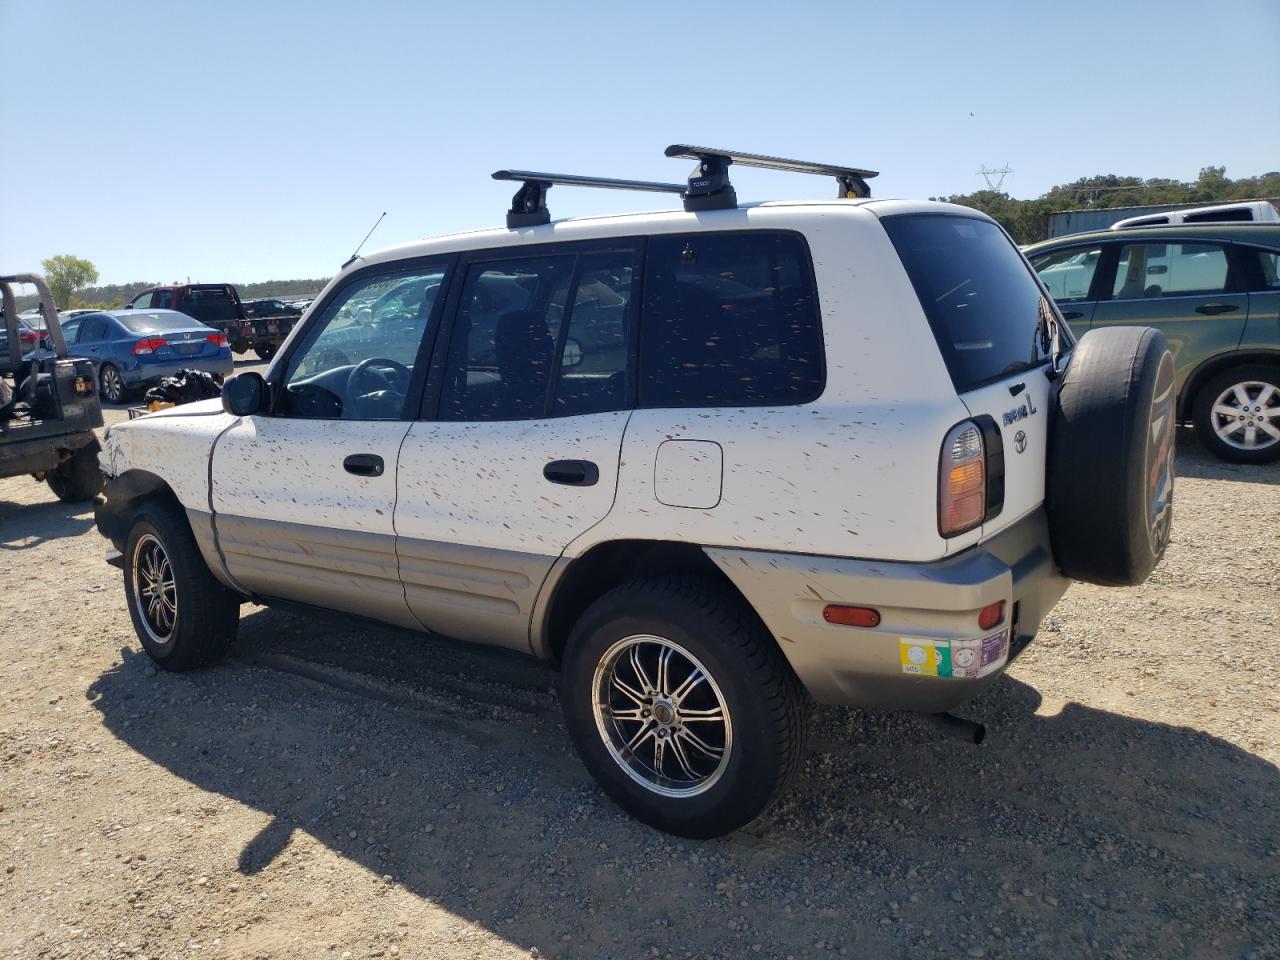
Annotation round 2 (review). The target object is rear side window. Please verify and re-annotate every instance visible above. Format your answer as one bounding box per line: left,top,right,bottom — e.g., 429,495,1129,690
639,231,823,407
1184,208,1253,223
882,215,1048,392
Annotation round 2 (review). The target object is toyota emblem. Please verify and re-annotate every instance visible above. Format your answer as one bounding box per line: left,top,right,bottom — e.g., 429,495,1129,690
1014,430,1027,454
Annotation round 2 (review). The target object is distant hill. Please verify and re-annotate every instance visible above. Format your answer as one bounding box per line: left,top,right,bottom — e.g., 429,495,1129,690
11,278,331,312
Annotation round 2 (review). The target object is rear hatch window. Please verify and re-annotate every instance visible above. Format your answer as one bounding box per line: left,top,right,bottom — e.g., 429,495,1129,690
881,214,1049,393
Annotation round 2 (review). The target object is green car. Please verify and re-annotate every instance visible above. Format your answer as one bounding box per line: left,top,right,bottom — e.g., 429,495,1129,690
1026,223,1280,463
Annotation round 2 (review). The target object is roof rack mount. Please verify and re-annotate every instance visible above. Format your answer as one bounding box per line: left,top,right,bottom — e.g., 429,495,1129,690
493,170,686,228
492,145,880,227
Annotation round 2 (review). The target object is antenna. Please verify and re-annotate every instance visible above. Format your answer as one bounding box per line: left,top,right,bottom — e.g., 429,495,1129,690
977,163,1013,191
344,212,386,267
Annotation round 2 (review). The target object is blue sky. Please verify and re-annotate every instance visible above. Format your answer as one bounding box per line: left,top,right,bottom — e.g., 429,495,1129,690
2,0,1278,285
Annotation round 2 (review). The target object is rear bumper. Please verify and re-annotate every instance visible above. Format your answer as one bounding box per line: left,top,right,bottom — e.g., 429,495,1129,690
121,354,233,385
705,508,1069,712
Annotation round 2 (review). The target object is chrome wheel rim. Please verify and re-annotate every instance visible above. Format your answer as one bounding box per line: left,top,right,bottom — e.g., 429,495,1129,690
592,635,732,798
131,533,177,645
101,366,122,402
1210,380,1280,451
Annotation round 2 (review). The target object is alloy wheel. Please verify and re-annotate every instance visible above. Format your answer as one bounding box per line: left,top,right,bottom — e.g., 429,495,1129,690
1209,380,1280,452
131,533,177,644
100,366,123,403
592,635,733,798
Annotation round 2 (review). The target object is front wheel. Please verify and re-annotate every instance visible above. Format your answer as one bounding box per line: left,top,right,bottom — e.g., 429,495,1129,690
124,501,240,670
253,342,277,362
1193,365,1280,464
560,577,809,837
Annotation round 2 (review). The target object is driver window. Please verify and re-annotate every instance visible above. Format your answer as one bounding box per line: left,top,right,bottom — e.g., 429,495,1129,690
279,263,449,419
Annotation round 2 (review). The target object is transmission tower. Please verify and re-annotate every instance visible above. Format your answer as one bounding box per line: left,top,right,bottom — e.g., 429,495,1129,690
977,163,1014,191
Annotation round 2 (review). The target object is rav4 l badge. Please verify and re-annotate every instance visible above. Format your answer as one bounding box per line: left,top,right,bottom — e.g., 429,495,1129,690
1002,394,1038,426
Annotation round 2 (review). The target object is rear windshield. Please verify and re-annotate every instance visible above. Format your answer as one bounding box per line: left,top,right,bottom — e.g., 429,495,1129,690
119,311,199,334
881,214,1048,392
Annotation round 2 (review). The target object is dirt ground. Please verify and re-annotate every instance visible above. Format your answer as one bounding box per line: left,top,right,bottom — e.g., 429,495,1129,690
1,401,1277,960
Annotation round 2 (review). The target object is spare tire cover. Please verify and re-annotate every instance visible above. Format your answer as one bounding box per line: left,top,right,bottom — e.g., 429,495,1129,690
1046,326,1175,586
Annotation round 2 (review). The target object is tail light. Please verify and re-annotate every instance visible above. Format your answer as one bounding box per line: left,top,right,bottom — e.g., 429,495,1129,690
939,420,986,536
132,337,167,355
206,333,228,347
19,329,40,345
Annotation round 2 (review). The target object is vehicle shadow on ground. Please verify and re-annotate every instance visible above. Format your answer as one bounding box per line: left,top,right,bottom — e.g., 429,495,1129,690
0,495,95,547
86,605,1278,959
1175,425,1279,485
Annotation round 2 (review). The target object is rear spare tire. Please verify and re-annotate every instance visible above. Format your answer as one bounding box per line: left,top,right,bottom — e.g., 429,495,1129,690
1046,326,1175,587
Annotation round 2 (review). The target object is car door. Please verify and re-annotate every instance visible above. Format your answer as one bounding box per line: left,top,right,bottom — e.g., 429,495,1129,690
210,258,454,628
75,314,109,362
1026,242,1107,335
394,242,640,653
1088,239,1249,389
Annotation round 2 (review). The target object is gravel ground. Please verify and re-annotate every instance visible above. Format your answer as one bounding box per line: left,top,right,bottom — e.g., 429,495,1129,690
0,402,1276,960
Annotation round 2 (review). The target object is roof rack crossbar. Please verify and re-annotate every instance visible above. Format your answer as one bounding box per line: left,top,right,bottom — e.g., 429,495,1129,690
493,169,687,229
665,144,879,205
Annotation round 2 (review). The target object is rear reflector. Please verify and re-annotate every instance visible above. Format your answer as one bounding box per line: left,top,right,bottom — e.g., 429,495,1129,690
822,604,881,628
940,420,986,536
978,600,1006,630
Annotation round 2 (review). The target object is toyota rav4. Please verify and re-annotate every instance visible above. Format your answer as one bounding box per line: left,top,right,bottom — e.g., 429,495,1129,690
95,146,1176,837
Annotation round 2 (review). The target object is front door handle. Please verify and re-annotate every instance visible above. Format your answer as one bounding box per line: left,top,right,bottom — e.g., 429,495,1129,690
1195,303,1239,315
343,453,384,477
1060,310,1083,320
544,459,599,486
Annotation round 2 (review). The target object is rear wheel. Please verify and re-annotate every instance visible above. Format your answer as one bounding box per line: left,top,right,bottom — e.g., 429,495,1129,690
253,342,277,362
560,576,809,837
124,501,239,670
1192,365,1280,464
46,439,103,502
99,363,125,404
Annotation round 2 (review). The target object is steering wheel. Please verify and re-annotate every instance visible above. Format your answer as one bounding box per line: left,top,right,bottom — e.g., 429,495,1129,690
346,357,410,416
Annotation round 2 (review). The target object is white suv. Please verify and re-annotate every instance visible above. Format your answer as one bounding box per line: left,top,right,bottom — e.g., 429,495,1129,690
95,147,1177,837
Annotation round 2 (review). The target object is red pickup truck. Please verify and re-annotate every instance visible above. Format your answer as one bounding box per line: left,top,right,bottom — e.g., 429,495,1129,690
125,284,299,361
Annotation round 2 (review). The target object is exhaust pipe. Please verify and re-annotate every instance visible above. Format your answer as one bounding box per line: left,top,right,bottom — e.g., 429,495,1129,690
923,712,986,745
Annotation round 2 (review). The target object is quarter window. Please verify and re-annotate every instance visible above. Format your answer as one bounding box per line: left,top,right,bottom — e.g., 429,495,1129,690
1251,250,1280,291
1112,242,1230,299
639,231,823,407
279,264,450,419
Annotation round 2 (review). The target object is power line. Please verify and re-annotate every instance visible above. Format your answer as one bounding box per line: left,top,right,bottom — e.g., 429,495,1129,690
977,163,1013,191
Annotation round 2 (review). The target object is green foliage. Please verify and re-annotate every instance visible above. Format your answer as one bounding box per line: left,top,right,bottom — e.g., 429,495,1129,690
937,169,1280,245
40,255,99,310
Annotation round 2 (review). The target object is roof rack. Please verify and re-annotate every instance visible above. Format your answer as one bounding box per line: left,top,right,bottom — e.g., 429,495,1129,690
665,144,879,209
492,145,879,227
493,170,686,228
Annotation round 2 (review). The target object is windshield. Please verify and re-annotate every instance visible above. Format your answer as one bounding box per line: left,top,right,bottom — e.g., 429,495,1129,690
119,311,202,334
882,214,1052,392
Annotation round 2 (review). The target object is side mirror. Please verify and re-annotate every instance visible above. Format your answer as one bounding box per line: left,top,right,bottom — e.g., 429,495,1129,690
221,372,268,416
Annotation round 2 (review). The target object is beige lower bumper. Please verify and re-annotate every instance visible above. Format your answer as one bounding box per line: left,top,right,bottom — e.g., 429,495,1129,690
705,509,1069,712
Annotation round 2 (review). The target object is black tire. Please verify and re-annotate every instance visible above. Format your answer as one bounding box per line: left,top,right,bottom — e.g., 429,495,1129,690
560,576,809,838
99,363,126,404
253,342,277,362
46,439,103,502
1192,364,1280,465
123,500,239,671
1047,326,1176,587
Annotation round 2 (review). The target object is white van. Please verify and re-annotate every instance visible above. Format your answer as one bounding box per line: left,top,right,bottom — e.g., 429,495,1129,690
1110,200,1279,230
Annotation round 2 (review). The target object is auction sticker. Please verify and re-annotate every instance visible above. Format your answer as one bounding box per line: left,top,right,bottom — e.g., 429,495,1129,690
899,630,1009,679
899,638,953,677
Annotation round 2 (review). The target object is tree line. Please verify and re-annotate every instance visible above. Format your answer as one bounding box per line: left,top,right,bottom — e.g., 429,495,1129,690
937,166,1280,245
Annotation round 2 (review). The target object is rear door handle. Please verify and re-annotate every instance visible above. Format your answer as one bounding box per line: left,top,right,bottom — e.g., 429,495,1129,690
343,453,384,477
1195,303,1239,315
544,459,599,486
